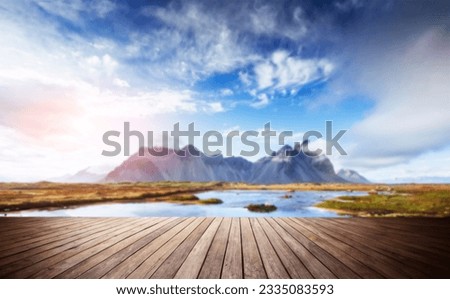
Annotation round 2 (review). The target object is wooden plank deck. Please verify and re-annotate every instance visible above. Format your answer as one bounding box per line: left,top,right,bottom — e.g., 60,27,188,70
0,217,449,279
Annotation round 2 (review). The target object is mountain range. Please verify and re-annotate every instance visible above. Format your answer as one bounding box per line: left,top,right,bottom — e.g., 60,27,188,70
337,169,370,184
103,144,366,184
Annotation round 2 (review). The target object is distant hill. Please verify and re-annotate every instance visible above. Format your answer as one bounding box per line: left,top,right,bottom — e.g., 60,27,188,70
105,144,347,184
337,169,370,184
50,168,105,183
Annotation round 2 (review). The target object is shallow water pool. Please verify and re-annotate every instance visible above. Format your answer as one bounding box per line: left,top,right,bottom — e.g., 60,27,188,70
7,190,365,217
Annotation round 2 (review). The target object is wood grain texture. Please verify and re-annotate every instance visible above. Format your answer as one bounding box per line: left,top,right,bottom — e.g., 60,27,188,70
0,217,448,279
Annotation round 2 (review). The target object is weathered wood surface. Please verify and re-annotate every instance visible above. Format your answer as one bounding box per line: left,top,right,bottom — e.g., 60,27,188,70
0,217,449,278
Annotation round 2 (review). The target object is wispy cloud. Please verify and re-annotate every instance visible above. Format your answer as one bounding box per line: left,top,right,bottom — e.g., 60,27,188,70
250,93,270,109
139,3,259,83
35,0,116,22
253,50,334,92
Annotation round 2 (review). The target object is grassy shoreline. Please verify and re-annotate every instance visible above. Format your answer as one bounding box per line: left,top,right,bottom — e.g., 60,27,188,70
315,185,450,217
0,181,221,212
1,181,449,217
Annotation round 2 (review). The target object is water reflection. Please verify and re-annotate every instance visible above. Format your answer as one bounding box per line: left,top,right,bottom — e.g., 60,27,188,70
9,190,365,217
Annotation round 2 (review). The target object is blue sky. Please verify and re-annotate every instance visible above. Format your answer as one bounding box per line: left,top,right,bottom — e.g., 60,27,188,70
0,0,449,182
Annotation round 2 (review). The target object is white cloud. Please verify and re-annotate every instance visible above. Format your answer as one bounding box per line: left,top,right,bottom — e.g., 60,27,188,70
249,5,277,35
82,54,118,76
86,55,101,66
254,63,274,89
100,54,117,72
219,88,233,96
244,3,308,40
84,89,199,118
346,29,450,166
140,3,259,82
35,0,116,22
238,71,252,86
250,93,270,109
254,50,334,91
205,102,225,113
113,78,130,88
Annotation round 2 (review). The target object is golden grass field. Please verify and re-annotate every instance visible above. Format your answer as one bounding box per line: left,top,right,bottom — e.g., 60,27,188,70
0,181,449,217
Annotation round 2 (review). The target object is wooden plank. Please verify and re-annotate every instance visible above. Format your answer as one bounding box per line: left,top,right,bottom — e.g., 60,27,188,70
264,218,336,279
0,217,44,227
28,218,163,278
174,218,222,279
257,218,313,279
0,218,120,265
10,218,155,278
0,218,106,255
274,218,359,278
198,218,231,279
240,218,266,279
308,218,427,278
288,218,383,278
349,218,450,253
0,218,93,246
369,218,450,230
126,218,206,279
98,218,194,279
250,218,290,279
297,218,413,278
357,219,450,256
0,218,137,278
0,217,448,279
348,217,449,238
330,219,449,260
57,217,183,278
0,218,77,237
0,217,59,229
152,218,215,278
221,218,242,279
344,218,450,238
327,219,450,276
